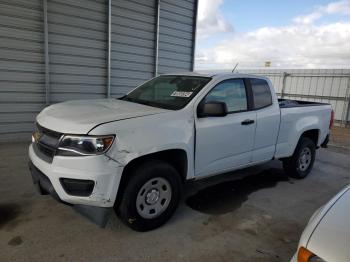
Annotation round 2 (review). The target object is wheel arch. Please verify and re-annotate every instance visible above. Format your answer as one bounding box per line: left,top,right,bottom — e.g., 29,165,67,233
289,129,319,157
114,149,188,207
278,128,320,161
299,129,320,148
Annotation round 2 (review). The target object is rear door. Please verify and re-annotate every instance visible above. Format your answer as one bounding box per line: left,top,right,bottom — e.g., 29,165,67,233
195,78,257,177
249,78,280,163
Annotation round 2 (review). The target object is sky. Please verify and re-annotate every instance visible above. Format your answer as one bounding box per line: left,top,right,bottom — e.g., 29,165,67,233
195,0,350,69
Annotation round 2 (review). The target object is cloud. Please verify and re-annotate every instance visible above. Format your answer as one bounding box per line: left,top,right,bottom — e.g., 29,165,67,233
293,0,350,24
197,0,233,39
324,0,350,15
196,22,350,69
293,12,323,24
196,1,350,69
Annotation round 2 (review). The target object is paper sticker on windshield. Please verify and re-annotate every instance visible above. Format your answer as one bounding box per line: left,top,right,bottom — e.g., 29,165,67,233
171,91,193,97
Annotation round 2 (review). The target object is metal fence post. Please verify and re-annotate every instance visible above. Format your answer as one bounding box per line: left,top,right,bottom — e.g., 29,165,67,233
345,77,350,127
43,0,50,105
190,0,198,72
107,0,111,98
281,72,288,98
154,0,160,76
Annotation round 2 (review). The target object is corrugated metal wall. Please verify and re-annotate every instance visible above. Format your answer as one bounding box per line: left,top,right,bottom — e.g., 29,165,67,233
110,0,156,97
48,0,108,102
0,0,45,142
0,0,198,142
157,0,196,74
110,0,197,96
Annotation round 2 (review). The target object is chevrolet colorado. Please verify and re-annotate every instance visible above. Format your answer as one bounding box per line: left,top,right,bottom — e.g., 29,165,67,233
29,73,333,231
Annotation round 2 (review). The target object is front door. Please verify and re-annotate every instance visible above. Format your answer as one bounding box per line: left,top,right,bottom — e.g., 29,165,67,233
195,79,256,177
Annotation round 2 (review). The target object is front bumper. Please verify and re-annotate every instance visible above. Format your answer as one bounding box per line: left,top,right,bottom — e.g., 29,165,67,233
29,161,61,201
28,143,123,227
29,161,112,227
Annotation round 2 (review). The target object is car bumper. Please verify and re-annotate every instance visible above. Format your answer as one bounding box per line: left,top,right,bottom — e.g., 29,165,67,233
290,253,297,262
28,143,123,226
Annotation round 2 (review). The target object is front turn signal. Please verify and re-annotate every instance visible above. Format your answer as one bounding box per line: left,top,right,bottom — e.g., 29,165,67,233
297,247,325,262
298,247,314,262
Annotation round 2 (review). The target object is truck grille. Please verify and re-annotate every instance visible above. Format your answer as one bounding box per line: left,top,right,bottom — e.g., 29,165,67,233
34,124,62,163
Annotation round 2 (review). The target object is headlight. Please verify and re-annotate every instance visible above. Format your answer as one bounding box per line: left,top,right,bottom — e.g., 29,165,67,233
298,247,326,262
57,135,115,156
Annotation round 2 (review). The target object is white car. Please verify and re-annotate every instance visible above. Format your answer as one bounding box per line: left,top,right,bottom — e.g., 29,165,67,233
291,185,350,262
29,73,333,231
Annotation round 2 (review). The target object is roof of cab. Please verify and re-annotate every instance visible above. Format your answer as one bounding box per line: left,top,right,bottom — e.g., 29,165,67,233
162,71,269,81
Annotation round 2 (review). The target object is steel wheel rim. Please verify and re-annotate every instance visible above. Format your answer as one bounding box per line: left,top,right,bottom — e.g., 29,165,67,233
298,147,312,171
136,177,172,219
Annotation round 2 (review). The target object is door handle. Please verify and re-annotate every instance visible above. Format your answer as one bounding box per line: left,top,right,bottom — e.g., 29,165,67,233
241,119,255,125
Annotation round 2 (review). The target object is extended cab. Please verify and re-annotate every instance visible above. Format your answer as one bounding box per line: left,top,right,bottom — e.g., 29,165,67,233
29,73,333,231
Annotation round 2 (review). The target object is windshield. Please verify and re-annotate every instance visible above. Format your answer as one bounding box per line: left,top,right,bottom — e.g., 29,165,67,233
120,75,211,110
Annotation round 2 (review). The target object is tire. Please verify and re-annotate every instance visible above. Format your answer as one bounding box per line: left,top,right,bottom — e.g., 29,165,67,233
116,160,182,232
283,137,316,179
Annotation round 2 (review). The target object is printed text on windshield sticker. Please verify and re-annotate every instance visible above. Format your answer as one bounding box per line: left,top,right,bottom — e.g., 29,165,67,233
171,91,193,98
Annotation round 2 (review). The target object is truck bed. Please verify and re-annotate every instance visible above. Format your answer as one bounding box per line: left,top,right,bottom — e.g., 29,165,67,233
278,99,329,108
275,98,332,159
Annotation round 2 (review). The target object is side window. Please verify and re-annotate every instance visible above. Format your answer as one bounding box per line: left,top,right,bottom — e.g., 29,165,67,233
251,78,272,109
205,79,247,113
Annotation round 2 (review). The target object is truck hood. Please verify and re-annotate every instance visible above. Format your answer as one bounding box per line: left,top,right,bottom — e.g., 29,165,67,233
36,99,168,134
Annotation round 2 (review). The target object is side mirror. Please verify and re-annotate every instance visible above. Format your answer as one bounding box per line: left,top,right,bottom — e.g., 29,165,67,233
197,101,228,118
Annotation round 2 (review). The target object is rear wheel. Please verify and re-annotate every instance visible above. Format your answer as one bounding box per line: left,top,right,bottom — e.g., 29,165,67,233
283,137,316,179
116,160,182,231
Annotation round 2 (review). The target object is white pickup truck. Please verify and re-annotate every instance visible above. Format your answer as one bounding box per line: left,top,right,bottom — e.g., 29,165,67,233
29,73,333,231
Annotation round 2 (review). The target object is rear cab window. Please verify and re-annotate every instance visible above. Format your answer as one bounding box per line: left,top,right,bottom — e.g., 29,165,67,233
250,78,272,109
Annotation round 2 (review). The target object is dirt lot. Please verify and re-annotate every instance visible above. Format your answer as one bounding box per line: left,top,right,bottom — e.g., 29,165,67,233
1,128,350,262
329,125,350,150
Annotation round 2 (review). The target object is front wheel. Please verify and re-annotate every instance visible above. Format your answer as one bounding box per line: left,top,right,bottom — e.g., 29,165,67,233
116,160,182,231
283,137,316,179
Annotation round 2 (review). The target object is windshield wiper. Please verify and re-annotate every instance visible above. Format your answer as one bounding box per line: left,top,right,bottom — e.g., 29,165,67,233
120,96,153,106
120,96,177,110
119,96,138,103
